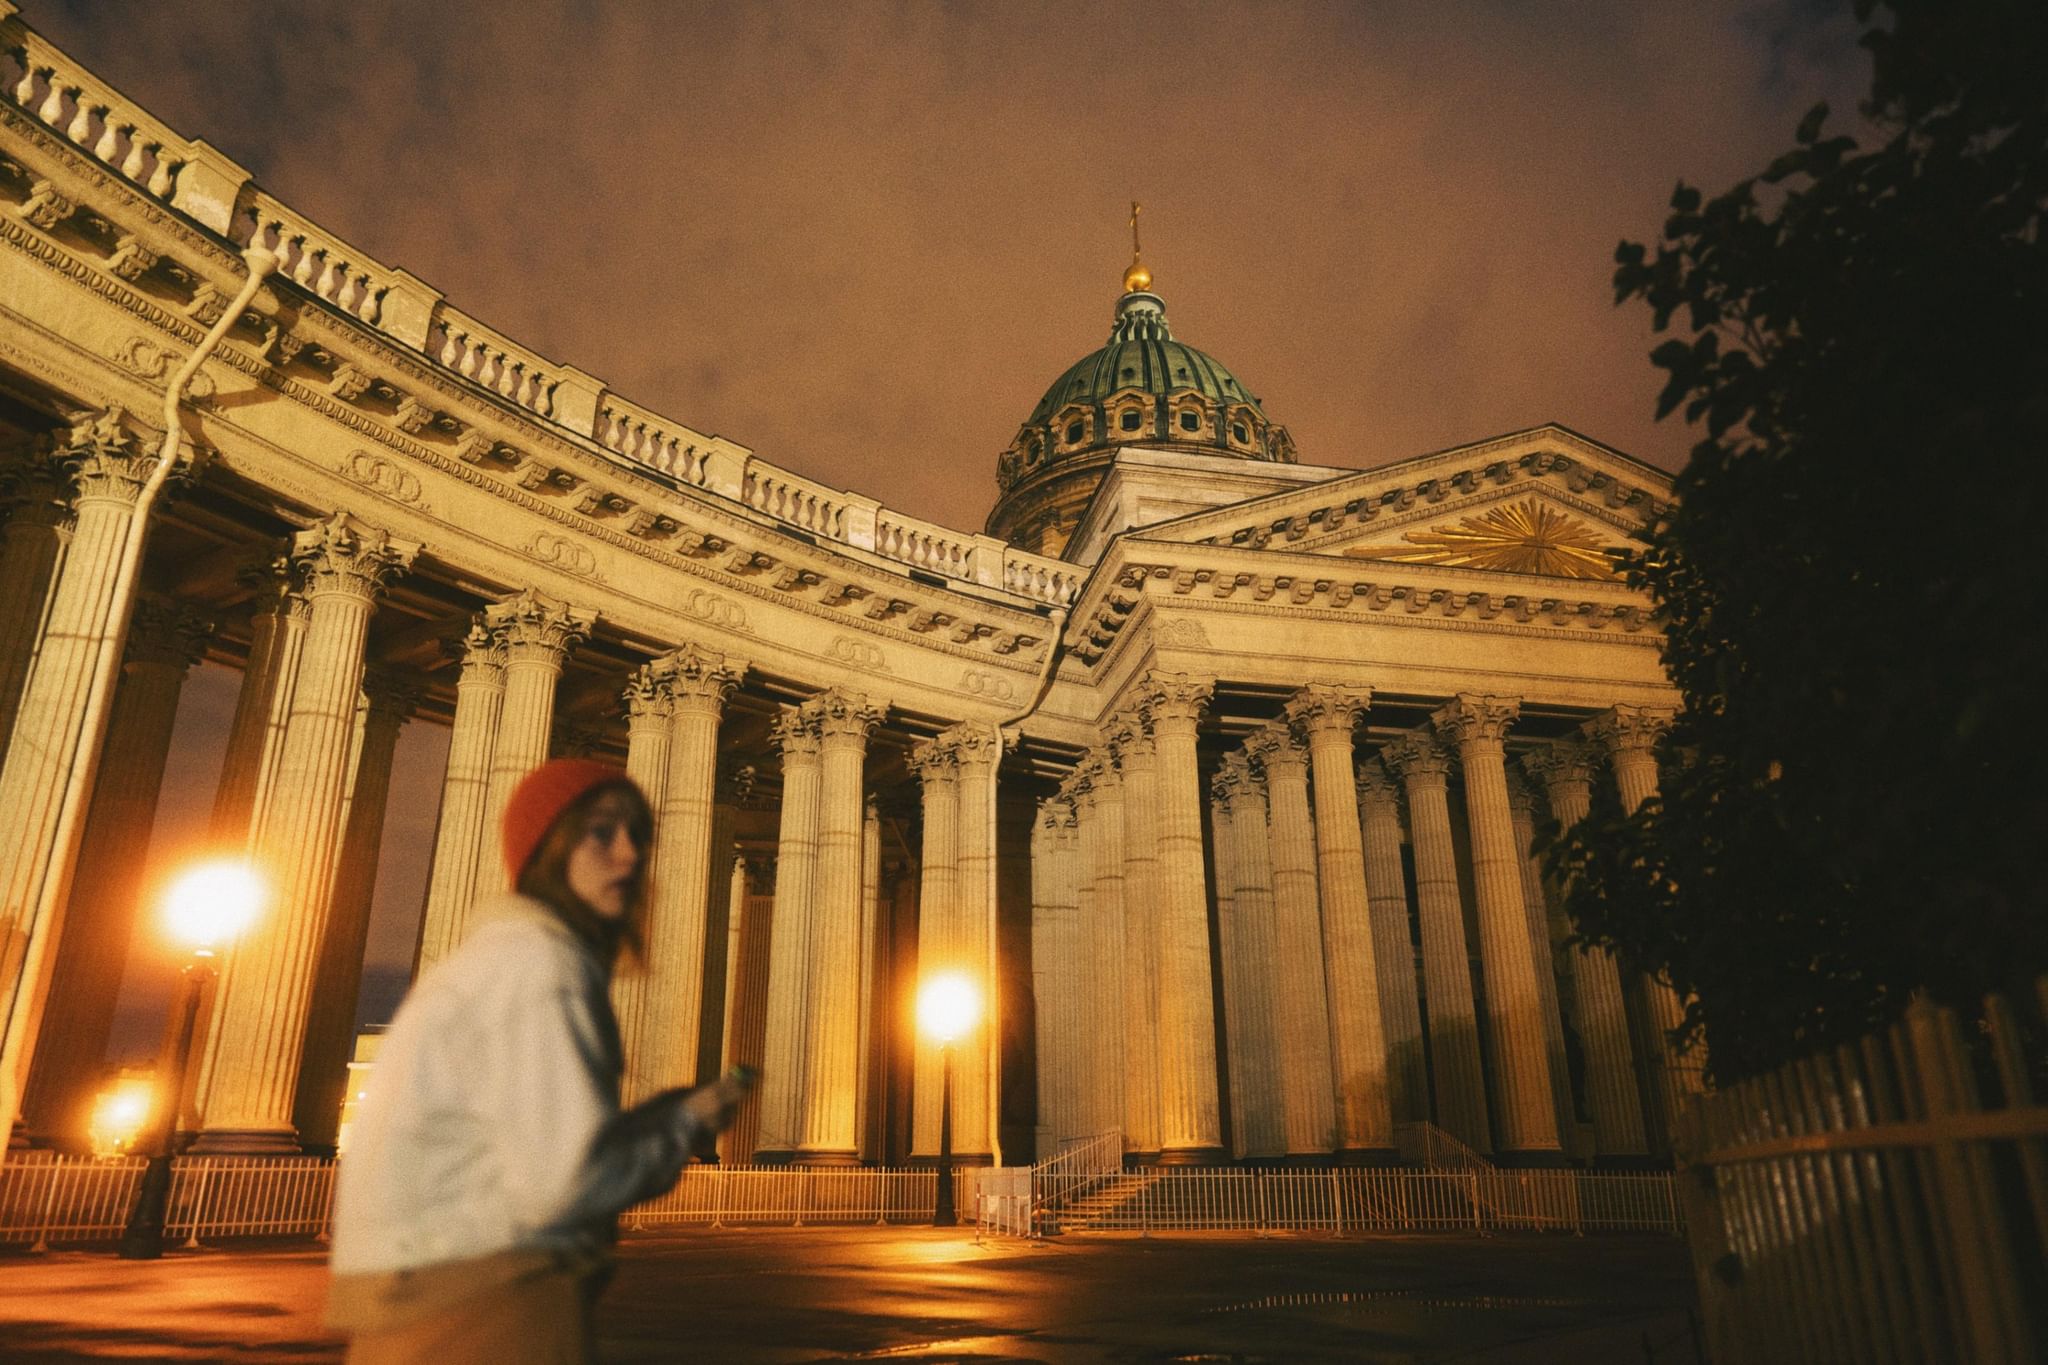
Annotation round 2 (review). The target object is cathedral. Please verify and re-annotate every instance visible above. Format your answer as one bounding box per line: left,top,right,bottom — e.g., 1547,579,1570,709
0,9,1691,1174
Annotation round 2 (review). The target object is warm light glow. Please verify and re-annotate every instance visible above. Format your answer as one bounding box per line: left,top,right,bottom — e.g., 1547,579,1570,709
87,1076,154,1157
917,972,980,1044
161,858,265,952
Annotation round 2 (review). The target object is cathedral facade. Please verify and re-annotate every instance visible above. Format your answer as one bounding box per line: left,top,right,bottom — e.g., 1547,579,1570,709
0,9,1690,1172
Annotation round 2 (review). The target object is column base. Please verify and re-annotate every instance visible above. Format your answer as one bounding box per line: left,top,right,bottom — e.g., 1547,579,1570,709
1333,1147,1403,1168
1492,1148,1571,1170
1123,1149,1163,1167
792,1149,862,1168
749,1147,797,1166
1592,1152,1669,1172
1267,1151,1336,1168
907,1152,993,1169
1155,1145,1227,1167
187,1127,302,1156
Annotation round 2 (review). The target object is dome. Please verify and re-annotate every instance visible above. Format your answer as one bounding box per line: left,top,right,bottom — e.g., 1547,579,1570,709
1025,291,1266,426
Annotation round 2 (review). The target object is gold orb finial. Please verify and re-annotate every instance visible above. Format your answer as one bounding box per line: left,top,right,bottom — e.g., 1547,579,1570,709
1122,200,1151,294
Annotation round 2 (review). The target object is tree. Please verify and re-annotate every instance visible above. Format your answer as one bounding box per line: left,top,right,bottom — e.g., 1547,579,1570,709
1548,0,2048,1084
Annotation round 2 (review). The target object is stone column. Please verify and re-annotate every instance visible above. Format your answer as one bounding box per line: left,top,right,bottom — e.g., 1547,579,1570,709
1135,674,1223,1164
294,671,418,1149
1207,760,1248,1157
1355,763,1428,1126
21,599,209,1146
1248,722,1337,1159
797,689,879,1164
209,558,310,847
609,661,673,1088
1221,751,1284,1158
1067,772,1104,1135
1382,733,1490,1153
1288,686,1394,1159
907,732,958,1159
1109,712,1162,1160
1587,705,1699,1144
1029,802,1062,1154
414,622,505,969
1086,756,1130,1152
0,410,158,1138
473,589,594,895
856,797,882,1162
636,645,745,1102
720,857,775,1164
0,462,72,769
1505,767,1576,1153
1523,744,1646,1158
195,512,417,1150
948,721,1002,1163
755,708,819,1161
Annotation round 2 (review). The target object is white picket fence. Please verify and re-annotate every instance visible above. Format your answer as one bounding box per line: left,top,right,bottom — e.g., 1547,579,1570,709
0,1153,335,1249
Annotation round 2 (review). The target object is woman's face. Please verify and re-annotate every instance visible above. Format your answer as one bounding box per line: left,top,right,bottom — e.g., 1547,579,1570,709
565,788,645,920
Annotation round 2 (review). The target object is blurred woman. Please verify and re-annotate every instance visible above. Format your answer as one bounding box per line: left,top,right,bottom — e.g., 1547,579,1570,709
330,758,753,1364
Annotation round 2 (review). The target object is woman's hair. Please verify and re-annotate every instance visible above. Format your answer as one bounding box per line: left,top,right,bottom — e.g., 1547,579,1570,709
515,780,653,964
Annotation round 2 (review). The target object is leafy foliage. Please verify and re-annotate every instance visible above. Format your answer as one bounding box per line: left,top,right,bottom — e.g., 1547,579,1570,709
1548,0,2048,1083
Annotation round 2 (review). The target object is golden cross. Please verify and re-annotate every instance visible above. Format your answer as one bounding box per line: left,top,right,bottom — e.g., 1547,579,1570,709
1129,200,1143,264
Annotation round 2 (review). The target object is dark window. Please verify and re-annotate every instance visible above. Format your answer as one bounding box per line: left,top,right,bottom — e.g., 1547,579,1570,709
1179,411,1200,432
1120,367,1135,380
1232,423,1250,443
1120,410,1142,432
1065,421,1084,444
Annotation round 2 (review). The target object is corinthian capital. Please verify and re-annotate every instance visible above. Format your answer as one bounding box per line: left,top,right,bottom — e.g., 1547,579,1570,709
1285,684,1371,742
1245,720,1305,778
806,687,882,745
1585,703,1674,755
486,587,594,664
290,511,419,601
49,406,156,506
1132,669,1211,736
1354,757,1401,807
906,732,958,782
769,703,820,759
1521,742,1598,794
450,618,504,675
659,641,746,711
125,597,213,670
1381,732,1451,784
363,668,424,723
942,719,1004,768
1433,693,1521,750
621,662,674,722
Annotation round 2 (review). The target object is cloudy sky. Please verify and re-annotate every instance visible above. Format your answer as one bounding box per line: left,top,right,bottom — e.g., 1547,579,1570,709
38,0,1866,532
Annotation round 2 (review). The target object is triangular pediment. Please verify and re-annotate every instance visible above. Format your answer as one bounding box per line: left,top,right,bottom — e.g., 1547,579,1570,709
1328,490,1632,580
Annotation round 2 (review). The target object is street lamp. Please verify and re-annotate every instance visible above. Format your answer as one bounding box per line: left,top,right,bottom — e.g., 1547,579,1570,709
120,858,264,1260
917,972,979,1227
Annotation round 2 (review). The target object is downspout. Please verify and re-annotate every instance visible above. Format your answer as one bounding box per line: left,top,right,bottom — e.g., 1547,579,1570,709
0,246,276,1136
979,603,1069,1169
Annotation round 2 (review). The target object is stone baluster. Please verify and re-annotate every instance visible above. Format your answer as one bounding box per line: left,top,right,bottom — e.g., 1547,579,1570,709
0,410,159,1138
474,590,594,895
1221,750,1284,1159
1434,695,1561,1160
610,661,674,1091
636,645,745,1101
209,558,309,846
755,707,820,1161
1587,705,1699,1146
1248,722,1337,1159
413,622,505,969
1287,686,1394,1159
1505,767,1577,1153
294,670,419,1149
0,461,73,770
1381,733,1490,1153
907,732,958,1159
1522,744,1646,1159
1107,712,1162,1160
1355,762,1428,1126
195,512,417,1150
21,598,209,1146
797,689,880,1164
948,721,1002,1163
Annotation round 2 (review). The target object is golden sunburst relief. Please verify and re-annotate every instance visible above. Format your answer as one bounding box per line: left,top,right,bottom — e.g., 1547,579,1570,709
1343,498,1622,580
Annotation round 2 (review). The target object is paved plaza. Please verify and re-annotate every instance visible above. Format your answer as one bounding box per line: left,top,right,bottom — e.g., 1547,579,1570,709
0,1229,1697,1362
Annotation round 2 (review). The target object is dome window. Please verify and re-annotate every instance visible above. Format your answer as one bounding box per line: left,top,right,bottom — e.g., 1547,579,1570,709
1065,421,1085,445
1120,367,1135,379
1179,411,1200,432
1120,410,1142,432
1232,423,1250,443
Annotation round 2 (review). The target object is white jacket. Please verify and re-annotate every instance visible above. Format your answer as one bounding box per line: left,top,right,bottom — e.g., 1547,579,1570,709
330,894,702,1275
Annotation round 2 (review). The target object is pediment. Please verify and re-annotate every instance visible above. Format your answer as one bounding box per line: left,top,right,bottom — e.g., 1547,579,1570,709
1330,491,1629,580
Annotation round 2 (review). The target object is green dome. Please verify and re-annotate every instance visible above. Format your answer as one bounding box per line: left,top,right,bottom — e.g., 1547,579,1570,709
1026,291,1266,424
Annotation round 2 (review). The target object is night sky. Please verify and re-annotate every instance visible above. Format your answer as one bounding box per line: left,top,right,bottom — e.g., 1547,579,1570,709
37,0,1869,1056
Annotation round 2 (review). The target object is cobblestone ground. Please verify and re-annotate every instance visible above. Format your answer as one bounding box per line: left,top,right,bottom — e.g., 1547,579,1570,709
0,1229,1699,1362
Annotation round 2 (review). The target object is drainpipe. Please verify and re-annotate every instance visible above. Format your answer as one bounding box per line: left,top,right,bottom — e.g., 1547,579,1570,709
0,246,276,1142
977,604,1069,1169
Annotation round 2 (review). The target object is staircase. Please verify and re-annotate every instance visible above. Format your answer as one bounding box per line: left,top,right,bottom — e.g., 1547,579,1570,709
1047,1173,1156,1231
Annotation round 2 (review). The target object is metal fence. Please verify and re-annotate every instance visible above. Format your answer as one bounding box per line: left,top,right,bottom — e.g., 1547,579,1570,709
0,1153,335,1250
623,1165,976,1229
1680,986,2048,1365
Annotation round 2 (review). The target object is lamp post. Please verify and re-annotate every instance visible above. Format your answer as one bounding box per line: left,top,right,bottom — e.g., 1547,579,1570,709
121,859,264,1260
917,972,979,1227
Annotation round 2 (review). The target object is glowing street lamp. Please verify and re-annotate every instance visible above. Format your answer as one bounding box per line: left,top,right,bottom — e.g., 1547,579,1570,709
916,972,980,1227
121,858,265,1260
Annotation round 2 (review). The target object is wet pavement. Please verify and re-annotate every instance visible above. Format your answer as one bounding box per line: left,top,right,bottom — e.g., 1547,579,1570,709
0,1228,1698,1362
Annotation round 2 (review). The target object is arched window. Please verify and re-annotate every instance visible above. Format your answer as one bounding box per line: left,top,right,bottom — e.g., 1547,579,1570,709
1120,410,1142,432
1179,410,1200,432
1065,420,1084,445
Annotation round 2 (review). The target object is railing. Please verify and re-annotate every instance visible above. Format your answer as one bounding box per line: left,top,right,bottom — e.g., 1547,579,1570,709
1030,1129,1124,1226
1394,1120,1495,1172
622,1164,977,1229
0,1153,334,1249
1680,984,2048,1365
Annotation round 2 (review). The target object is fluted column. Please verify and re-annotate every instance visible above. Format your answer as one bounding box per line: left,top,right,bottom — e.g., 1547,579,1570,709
1207,761,1248,1157
473,590,594,895
1382,733,1490,1153
609,662,673,1082
293,671,418,1149
907,733,958,1159
1108,713,1162,1158
0,462,72,769
1505,767,1576,1153
720,857,774,1163
1084,755,1128,1153
414,623,505,969
1222,751,1284,1158
1030,802,1062,1153
1588,705,1699,1145
1523,744,1646,1158
21,599,209,1146
195,513,416,1150
1134,673,1222,1163
637,645,745,1102
856,797,882,1162
948,721,1002,1163
1288,687,1394,1158
797,689,880,1164
1249,722,1336,1158
209,559,310,847
1435,695,1561,1159
756,709,819,1160
1068,772,1105,1135
1355,763,1428,1125
0,411,158,1138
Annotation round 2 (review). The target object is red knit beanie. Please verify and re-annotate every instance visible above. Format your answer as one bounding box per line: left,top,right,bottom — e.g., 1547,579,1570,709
501,758,637,882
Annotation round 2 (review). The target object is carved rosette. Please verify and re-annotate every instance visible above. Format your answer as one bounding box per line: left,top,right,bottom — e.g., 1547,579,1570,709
1284,685,1371,744
1381,732,1452,786
485,587,594,666
1133,669,1211,738
1586,703,1674,755
659,642,746,717
49,407,157,508
289,512,419,601
1433,693,1521,756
